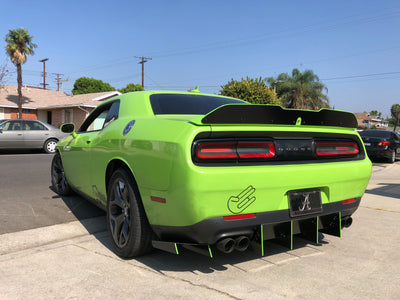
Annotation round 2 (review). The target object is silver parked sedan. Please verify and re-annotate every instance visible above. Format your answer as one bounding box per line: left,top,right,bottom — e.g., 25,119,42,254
0,119,68,153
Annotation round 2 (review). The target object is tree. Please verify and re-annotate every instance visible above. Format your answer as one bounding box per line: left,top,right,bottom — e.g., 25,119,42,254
391,104,400,131
119,83,144,94
370,110,382,118
220,77,280,105
5,28,37,119
266,69,329,110
72,77,115,95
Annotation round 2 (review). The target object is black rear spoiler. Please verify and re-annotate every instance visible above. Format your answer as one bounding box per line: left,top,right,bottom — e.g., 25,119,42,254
200,105,358,128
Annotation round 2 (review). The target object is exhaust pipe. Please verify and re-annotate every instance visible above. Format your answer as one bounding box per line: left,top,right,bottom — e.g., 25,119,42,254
342,217,353,228
234,236,250,252
216,238,235,253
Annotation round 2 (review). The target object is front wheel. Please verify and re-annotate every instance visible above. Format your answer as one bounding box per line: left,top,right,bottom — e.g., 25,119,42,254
51,152,72,196
44,138,58,154
107,168,153,258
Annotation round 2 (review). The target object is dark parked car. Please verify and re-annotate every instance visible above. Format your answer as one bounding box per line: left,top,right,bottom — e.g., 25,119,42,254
0,119,68,153
359,129,400,163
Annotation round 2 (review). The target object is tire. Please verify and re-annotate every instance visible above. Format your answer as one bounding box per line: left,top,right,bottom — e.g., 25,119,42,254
107,168,153,258
388,150,396,164
51,152,72,196
44,138,58,154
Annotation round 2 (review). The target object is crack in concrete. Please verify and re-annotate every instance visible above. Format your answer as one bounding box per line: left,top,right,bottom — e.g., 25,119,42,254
74,244,241,299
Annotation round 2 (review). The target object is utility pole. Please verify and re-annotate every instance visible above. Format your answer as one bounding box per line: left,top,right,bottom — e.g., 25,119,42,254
60,78,70,93
53,73,64,91
134,56,152,88
39,58,49,89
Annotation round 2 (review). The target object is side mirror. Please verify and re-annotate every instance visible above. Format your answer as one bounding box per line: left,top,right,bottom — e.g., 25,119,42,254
61,123,77,138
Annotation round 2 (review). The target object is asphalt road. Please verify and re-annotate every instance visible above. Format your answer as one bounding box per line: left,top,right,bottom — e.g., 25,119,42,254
0,151,105,235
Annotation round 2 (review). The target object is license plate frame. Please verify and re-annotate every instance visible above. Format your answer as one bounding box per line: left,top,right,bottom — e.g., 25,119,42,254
289,189,322,217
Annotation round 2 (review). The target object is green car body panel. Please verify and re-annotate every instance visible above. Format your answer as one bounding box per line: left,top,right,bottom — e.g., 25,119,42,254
55,90,371,255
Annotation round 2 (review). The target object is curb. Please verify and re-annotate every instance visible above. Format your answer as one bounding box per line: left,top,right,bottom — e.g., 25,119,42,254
0,216,106,256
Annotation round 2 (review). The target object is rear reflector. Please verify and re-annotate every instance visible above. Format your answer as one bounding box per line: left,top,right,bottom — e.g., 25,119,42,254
342,198,356,204
377,141,390,147
223,213,256,220
316,142,359,156
151,196,166,203
196,141,275,160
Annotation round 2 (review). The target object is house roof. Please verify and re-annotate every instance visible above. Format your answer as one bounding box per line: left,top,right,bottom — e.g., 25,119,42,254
354,112,380,121
0,85,121,110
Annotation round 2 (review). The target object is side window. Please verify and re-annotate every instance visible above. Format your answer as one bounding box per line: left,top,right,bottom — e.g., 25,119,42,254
25,121,46,131
79,100,119,133
92,111,108,131
3,121,22,131
103,101,120,128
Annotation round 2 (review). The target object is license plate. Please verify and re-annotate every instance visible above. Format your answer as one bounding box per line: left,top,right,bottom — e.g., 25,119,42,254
364,143,371,146
289,189,322,217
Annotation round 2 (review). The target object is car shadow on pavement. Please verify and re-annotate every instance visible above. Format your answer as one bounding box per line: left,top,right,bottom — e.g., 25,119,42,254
90,233,326,274
131,236,325,274
364,183,400,199
49,188,106,223
52,190,328,274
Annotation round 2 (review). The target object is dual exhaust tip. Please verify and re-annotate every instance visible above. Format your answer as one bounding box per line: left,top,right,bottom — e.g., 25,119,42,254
217,236,250,253
342,217,353,228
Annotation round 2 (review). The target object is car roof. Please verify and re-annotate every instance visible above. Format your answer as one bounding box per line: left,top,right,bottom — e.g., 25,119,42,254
360,130,393,137
101,91,244,118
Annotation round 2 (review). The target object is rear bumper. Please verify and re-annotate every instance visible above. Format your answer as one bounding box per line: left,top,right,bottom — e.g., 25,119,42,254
366,148,392,159
151,197,361,244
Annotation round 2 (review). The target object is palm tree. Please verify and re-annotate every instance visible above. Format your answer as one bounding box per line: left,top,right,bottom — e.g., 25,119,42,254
266,69,329,110
5,28,37,119
391,104,400,131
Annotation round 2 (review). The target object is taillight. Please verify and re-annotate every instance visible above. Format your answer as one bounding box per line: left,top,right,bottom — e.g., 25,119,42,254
316,142,359,156
195,141,275,161
237,142,275,158
196,142,237,159
377,141,390,147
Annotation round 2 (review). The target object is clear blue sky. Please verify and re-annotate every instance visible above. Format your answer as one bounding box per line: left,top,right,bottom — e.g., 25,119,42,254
1,0,399,117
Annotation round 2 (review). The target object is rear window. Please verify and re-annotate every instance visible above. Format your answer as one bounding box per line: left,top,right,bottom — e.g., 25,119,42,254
150,94,245,115
360,130,391,138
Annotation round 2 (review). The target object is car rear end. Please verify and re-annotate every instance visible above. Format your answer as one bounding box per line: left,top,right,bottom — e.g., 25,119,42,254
359,130,394,161
148,103,372,253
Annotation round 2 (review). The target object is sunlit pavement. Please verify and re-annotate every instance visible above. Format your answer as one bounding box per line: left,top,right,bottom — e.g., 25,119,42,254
0,163,399,299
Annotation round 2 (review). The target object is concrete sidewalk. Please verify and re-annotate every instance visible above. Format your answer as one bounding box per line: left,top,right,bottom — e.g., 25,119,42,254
0,217,234,299
0,163,399,299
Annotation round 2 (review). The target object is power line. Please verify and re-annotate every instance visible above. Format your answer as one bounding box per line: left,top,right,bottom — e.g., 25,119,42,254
322,71,400,81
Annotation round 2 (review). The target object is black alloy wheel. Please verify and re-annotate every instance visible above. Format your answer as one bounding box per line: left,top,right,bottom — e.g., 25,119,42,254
51,152,72,196
107,168,153,258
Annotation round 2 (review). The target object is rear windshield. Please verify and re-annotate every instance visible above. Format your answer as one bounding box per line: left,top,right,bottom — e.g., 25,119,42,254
360,130,391,138
150,94,245,115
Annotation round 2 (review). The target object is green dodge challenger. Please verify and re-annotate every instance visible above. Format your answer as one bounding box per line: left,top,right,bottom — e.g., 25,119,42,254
51,90,372,258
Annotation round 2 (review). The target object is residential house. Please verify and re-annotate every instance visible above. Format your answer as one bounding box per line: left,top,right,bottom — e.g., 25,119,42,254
0,85,121,128
354,112,389,129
